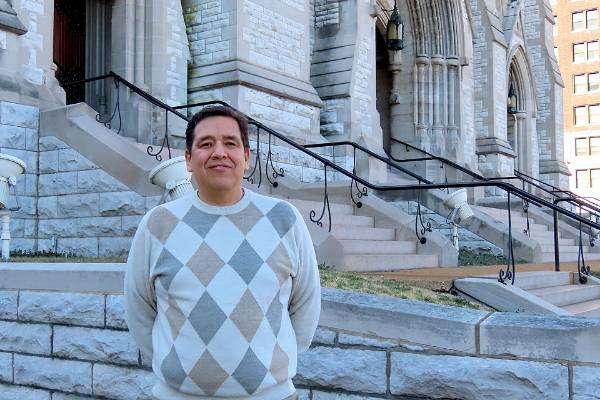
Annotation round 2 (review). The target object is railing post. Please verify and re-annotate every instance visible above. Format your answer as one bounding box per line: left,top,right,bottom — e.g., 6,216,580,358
553,208,560,272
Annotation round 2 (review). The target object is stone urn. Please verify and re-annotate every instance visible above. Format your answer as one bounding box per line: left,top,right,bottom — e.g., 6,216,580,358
149,156,193,201
0,153,26,209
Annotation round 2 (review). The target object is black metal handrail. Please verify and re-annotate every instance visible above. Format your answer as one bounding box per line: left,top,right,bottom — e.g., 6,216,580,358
389,137,487,182
65,74,600,285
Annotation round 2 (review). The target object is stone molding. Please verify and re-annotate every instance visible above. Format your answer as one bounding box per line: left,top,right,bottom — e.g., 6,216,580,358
0,0,27,35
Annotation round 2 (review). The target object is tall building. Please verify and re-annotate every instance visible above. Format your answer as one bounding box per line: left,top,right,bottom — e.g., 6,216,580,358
553,0,600,197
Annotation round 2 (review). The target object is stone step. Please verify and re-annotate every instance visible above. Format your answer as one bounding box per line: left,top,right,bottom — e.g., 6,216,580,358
324,216,374,227
290,198,355,216
515,271,572,291
331,226,396,241
341,254,439,271
528,284,600,307
536,237,575,246
541,245,588,253
541,251,600,263
340,239,416,255
563,299,600,316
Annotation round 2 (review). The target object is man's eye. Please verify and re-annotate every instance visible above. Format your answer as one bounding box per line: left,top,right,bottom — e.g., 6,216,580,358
199,142,211,148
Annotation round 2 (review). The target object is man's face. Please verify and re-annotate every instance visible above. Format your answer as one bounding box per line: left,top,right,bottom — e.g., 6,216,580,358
185,116,250,205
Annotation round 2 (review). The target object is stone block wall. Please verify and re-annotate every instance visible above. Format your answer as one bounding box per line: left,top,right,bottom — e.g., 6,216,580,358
35,136,161,257
1,277,599,400
0,101,40,253
183,0,232,65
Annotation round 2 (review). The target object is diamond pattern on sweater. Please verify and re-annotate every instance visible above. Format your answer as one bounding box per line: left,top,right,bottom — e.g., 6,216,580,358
148,207,179,244
206,318,249,374
187,242,224,286
166,296,186,339
232,348,268,394
189,351,229,396
266,202,296,237
266,243,292,285
183,207,220,237
229,289,263,342
203,217,245,262
150,195,303,397
154,248,183,291
161,346,187,389
270,344,289,383
188,292,227,344
227,202,264,235
229,239,264,284
266,294,283,336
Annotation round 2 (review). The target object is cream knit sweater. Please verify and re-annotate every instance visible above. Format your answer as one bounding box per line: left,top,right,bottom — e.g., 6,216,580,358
125,190,320,400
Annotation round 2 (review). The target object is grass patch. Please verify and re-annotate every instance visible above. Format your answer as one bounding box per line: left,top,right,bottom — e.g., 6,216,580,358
319,266,488,310
6,251,126,263
458,249,517,266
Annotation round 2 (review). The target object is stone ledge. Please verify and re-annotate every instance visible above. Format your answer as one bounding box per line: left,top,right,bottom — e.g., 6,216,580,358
0,263,125,293
480,313,600,364
320,288,486,353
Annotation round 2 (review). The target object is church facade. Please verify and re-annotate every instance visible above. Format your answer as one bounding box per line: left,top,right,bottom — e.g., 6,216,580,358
0,0,568,255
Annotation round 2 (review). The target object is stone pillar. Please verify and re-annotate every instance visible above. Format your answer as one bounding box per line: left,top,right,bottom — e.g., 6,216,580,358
415,56,430,151
184,0,321,143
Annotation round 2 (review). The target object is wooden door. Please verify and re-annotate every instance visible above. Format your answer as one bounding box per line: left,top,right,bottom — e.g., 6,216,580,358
53,0,86,103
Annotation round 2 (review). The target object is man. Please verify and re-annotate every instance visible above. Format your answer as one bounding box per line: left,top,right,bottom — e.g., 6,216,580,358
125,105,321,400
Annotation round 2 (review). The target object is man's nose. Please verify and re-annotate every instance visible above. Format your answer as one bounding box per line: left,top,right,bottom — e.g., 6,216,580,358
212,142,227,157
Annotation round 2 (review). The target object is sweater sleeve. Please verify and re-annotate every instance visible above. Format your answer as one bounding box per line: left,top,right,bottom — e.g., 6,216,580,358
124,213,157,360
288,208,321,353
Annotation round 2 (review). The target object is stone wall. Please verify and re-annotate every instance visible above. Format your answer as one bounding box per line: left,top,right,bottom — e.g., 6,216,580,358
0,267,599,400
0,101,39,253
36,137,161,257
183,0,232,65
314,0,340,28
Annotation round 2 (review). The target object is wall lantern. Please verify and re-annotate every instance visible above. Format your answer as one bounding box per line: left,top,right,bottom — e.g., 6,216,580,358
386,0,404,51
507,83,518,114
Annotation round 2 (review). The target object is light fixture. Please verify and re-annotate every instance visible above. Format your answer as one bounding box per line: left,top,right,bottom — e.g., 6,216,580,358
149,156,194,202
443,189,474,250
444,189,474,224
386,0,404,51
507,83,518,114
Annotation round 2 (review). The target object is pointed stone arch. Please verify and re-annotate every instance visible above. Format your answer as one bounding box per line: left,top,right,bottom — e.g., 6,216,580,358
506,44,538,176
375,0,469,179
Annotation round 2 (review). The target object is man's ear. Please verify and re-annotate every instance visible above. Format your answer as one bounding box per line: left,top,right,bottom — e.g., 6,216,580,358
244,147,250,171
185,148,192,172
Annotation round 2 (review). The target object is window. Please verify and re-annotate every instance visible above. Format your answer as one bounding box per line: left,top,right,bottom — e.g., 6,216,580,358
573,11,586,30
577,169,591,189
592,169,600,188
588,9,598,29
590,73,600,92
589,41,599,61
591,137,600,155
575,74,587,93
574,43,587,62
575,106,588,125
590,104,600,124
576,138,589,156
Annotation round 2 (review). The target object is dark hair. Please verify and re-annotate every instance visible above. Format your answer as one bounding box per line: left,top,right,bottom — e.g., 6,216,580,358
185,105,250,151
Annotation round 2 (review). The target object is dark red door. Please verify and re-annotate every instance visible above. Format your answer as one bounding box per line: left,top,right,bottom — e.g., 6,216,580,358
53,0,86,104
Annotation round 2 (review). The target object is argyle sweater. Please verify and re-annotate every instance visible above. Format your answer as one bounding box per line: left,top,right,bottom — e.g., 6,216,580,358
125,189,321,400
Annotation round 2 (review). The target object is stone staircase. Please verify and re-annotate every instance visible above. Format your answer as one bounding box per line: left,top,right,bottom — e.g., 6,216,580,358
41,103,452,270
476,205,600,263
289,199,438,271
516,271,600,317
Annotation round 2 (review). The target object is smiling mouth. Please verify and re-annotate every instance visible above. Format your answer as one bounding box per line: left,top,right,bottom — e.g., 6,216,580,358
209,165,232,170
